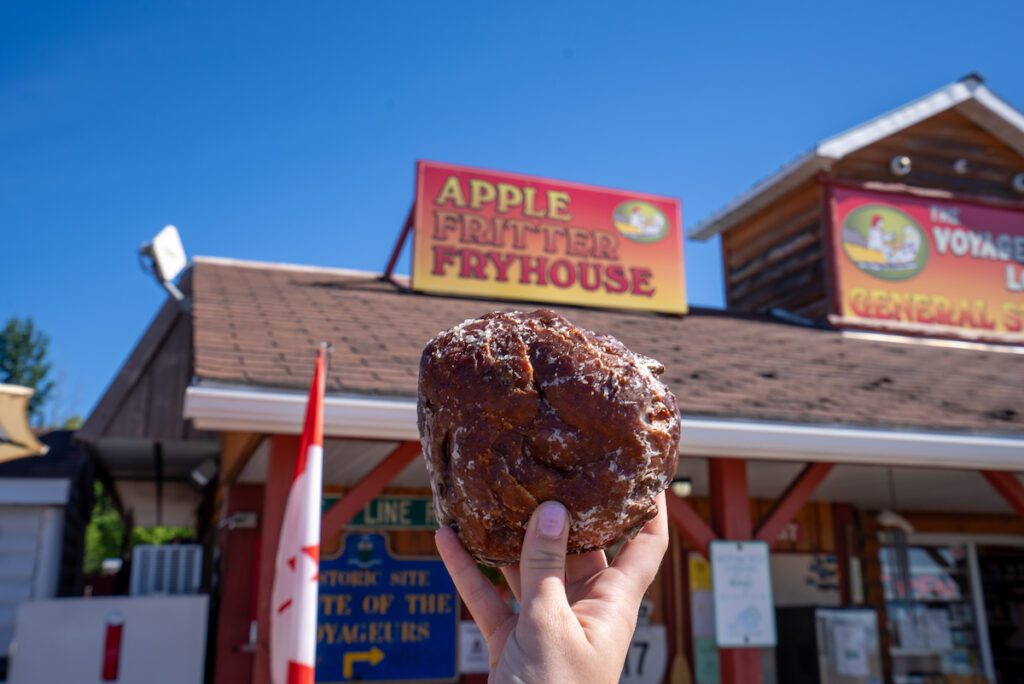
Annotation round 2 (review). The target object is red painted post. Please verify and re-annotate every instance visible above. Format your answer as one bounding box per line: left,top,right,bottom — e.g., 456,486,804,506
754,462,834,545
253,435,300,684
213,484,263,684
981,470,1024,519
382,208,414,280
665,492,717,558
320,441,421,544
709,458,762,684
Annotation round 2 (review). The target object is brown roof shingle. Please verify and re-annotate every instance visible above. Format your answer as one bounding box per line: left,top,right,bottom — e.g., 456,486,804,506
191,257,1024,437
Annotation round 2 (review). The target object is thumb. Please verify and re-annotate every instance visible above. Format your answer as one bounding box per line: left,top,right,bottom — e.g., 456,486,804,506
518,501,570,615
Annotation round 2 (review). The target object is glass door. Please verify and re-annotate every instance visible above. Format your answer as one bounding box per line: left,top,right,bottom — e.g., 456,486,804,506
879,538,986,683
977,545,1024,683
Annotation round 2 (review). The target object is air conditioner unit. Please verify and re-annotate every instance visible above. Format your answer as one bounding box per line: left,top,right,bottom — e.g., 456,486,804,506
130,545,203,596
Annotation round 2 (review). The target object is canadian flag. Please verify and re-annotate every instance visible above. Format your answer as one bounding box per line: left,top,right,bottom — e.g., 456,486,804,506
271,347,326,684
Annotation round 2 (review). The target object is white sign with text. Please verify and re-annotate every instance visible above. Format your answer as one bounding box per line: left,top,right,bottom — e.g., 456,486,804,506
710,540,777,648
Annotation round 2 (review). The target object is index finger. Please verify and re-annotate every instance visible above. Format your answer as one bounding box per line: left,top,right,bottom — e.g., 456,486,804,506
609,492,669,593
435,527,513,640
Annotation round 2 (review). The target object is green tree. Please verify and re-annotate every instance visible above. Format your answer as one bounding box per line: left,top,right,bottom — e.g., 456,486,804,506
0,317,54,422
84,481,194,575
84,482,124,574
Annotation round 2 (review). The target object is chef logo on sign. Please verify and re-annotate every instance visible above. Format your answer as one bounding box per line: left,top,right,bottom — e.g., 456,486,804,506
840,204,929,280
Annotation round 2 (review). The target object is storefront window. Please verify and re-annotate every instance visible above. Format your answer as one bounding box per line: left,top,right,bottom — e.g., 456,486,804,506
879,537,985,682
978,545,1024,683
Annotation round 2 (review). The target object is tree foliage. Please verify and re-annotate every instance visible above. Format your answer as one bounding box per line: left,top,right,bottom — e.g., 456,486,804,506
84,481,194,575
0,316,54,422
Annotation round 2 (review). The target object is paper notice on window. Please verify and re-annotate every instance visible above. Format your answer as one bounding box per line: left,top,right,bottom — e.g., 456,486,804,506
833,624,869,677
925,609,954,651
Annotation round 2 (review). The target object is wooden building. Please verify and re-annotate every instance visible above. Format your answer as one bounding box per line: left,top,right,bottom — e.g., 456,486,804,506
77,74,1024,684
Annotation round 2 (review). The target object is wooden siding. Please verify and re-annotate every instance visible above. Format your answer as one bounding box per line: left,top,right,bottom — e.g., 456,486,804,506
721,183,829,320
80,273,213,444
722,108,1024,321
835,109,1024,201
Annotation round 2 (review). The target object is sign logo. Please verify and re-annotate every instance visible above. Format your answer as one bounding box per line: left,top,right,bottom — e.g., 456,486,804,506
840,204,928,281
411,161,686,315
829,186,1024,340
613,201,669,243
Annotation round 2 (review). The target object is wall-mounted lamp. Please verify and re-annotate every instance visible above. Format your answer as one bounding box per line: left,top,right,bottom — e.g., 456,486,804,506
889,155,912,177
670,477,692,498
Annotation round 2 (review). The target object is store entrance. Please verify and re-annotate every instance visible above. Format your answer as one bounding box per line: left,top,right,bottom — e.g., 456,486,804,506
881,534,1024,684
977,545,1024,684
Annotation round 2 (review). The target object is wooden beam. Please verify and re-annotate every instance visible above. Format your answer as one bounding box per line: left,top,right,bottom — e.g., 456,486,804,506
708,458,761,684
220,431,263,485
253,434,299,684
664,493,716,558
754,463,835,545
981,470,1024,519
382,207,414,281
320,441,421,544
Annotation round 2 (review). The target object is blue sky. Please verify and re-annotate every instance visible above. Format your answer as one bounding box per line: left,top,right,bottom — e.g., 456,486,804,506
2,1,1022,421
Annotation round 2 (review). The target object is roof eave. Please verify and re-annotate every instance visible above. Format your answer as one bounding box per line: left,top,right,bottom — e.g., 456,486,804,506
690,76,1024,241
688,152,823,240
183,384,1024,471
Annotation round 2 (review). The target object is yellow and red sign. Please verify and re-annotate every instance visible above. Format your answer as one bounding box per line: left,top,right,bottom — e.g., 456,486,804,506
830,186,1024,339
411,161,686,314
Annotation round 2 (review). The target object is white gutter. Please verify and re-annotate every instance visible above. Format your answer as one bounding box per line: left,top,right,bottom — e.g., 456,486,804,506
185,384,1024,471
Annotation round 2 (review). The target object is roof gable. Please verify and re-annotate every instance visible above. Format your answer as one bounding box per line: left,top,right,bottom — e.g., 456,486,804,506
692,74,1024,240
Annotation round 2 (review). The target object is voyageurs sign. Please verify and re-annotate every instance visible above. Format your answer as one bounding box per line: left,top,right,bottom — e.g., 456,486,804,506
316,532,458,682
829,186,1024,340
411,161,686,314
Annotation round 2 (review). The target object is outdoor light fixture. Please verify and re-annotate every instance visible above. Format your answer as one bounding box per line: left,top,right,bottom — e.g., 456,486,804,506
889,155,912,177
189,458,218,490
139,224,190,309
670,476,692,498
876,509,915,534
1013,173,1024,194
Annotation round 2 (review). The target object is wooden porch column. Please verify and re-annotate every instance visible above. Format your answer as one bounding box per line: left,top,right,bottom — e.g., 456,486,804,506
253,434,300,684
709,458,762,684
213,484,263,684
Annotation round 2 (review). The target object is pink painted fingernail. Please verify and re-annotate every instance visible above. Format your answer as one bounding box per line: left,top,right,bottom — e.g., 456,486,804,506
537,502,567,539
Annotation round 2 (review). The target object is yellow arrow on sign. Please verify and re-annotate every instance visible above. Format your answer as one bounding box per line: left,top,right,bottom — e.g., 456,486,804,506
343,646,385,679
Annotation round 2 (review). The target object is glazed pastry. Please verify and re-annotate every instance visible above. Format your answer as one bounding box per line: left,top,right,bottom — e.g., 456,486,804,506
418,309,680,566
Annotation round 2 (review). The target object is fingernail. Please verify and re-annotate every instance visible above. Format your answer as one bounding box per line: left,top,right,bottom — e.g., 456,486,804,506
537,502,567,539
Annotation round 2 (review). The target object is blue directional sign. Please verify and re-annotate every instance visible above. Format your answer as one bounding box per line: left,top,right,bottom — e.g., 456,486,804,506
316,532,459,682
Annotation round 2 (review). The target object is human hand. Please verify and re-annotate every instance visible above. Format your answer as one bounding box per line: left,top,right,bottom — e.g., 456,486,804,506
435,492,668,684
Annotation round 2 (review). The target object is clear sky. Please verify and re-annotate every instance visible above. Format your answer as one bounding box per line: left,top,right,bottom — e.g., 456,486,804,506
2,1,1022,421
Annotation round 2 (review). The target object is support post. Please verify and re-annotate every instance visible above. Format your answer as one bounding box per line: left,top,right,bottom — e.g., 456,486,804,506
253,434,300,684
382,207,414,281
320,441,421,544
213,484,263,684
709,458,762,684
665,492,716,558
754,462,834,545
981,470,1024,519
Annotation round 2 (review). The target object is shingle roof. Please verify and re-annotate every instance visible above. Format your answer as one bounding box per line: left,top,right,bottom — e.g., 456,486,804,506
192,257,1024,437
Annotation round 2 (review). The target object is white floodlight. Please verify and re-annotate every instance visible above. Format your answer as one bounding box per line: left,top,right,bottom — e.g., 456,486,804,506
140,225,190,308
